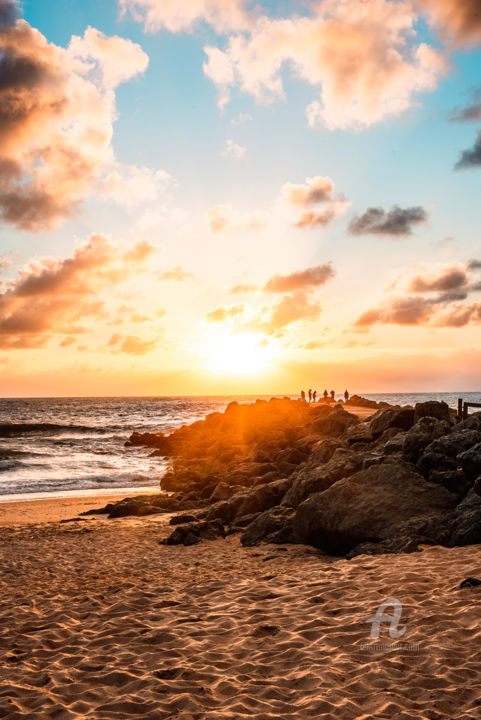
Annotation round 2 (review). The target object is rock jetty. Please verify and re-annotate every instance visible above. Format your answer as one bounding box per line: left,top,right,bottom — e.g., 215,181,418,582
90,397,481,558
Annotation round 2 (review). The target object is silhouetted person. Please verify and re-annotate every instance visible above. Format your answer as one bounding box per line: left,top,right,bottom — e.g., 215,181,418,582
308,389,312,403
323,389,328,399
344,389,349,403
330,390,335,401
301,390,306,401
313,390,317,403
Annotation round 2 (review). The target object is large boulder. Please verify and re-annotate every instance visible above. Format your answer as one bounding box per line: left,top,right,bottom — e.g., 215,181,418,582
293,460,458,556
427,429,481,458
414,401,452,424
370,408,415,438
163,520,225,546
446,490,481,547
233,478,291,519
206,478,291,524
416,450,458,479
416,429,481,479
240,506,297,546
282,447,364,508
403,417,451,464
429,470,472,497
106,494,182,519
456,413,481,432
310,406,359,437
458,442,481,480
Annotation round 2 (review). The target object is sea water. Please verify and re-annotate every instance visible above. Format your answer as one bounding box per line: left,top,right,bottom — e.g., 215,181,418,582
1,392,480,497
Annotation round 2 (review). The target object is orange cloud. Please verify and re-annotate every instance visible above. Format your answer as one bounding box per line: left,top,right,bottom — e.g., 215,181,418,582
264,264,335,293
119,335,159,355
409,266,468,292
418,0,481,47
355,261,481,328
267,291,322,333
158,266,193,281
206,304,245,322
0,6,148,230
0,235,155,348
280,175,349,227
120,0,251,33
230,283,258,294
204,0,446,129
281,176,335,205
208,204,267,234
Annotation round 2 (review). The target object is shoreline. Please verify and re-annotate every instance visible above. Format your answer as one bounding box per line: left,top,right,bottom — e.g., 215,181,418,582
0,488,159,525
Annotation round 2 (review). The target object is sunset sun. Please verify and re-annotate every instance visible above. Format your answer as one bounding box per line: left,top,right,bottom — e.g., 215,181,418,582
203,332,275,376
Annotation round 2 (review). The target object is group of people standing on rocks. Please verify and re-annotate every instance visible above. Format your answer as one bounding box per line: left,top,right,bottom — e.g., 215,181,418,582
300,389,350,404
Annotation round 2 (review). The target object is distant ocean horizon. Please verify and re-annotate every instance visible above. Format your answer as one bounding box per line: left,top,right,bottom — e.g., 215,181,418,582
1,392,480,500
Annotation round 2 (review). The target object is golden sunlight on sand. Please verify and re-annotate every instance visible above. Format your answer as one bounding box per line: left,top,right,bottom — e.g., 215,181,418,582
1,500,481,719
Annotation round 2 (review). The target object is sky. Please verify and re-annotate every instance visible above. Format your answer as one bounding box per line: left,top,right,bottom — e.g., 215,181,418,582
1,0,481,396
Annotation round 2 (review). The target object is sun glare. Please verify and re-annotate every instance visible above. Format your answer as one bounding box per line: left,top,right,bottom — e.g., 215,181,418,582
203,331,274,376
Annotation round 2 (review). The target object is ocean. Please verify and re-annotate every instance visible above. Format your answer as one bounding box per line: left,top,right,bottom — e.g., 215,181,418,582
1,392,480,499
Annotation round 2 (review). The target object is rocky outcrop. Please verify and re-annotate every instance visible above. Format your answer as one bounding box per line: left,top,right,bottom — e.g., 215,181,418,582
293,460,458,556
370,408,415,438
403,417,451,464
114,398,481,558
282,447,365,508
240,506,297,546
162,520,225,546
458,442,481,480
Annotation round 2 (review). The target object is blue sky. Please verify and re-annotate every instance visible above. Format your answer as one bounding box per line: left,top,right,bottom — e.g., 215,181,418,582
1,0,481,394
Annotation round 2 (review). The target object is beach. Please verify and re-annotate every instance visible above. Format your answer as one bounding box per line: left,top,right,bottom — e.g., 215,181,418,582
3,397,481,719
1,495,481,719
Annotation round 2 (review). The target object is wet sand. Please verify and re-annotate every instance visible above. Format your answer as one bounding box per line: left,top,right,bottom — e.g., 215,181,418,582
1,495,481,719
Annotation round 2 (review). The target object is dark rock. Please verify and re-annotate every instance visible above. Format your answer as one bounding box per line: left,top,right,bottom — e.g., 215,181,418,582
107,494,181,519
416,450,458,479
309,438,346,465
278,447,308,465
282,447,364,508
427,430,481,459
381,432,407,455
428,470,472,497
345,395,381,409
474,477,481,496
241,506,297,546
345,423,374,445
446,490,481,547
231,512,260,528
80,503,116,516
458,442,481,480
414,401,452,424
206,500,236,524
252,471,281,486
169,514,197,525
311,407,359,437
206,478,290,525
293,460,457,556
370,408,415,438
127,432,173,454
233,478,291,519
163,520,225,546
275,461,298,477
210,482,234,502
456,413,481,432
459,577,481,588
403,417,451,464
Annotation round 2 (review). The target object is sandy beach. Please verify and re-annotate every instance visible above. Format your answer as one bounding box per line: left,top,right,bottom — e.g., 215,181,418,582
1,494,481,720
